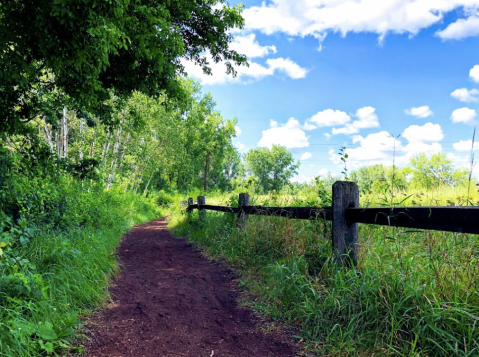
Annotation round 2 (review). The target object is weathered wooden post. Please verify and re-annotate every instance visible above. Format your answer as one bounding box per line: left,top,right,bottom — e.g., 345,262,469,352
237,193,250,228
197,196,206,220
332,181,359,267
186,197,194,214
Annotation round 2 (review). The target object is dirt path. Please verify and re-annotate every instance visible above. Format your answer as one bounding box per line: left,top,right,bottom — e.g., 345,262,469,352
83,218,297,357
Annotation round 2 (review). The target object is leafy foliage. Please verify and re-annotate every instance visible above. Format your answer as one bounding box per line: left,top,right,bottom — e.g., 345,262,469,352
0,138,161,355
0,0,247,133
245,145,300,193
410,153,468,188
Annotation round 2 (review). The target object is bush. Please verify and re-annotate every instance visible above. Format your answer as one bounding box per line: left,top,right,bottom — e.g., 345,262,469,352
155,190,176,206
0,147,162,356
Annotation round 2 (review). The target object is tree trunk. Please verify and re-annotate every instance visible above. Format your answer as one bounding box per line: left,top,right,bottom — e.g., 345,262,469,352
204,155,210,191
143,172,154,195
42,117,54,153
62,106,68,158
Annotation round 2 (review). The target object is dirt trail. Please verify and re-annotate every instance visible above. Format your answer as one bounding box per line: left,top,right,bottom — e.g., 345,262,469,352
83,218,297,357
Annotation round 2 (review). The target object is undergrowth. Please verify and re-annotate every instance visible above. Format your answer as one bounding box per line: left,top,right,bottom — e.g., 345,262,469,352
168,192,479,356
0,146,162,356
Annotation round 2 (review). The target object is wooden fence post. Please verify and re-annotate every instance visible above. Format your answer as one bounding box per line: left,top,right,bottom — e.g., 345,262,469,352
197,196,206,220
237,193,250,228
186,197,194,214
332,181,359,267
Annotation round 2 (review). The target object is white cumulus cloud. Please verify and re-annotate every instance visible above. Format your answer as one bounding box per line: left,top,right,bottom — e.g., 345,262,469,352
305,109,351,130
401,123,444,159
402,122,444,143
243,0,479,45
331,123,444,168
266,58,308,79
300,152,312,160
318,168,330,176
436,14,479,40
258,117,309,149
329,132,402,168
470,65,479,82
234,141,246,151
451,107,477,125
182,52,307,85
405,105,434,118
332,106,379,135
451,88,479,102
230,34,277,58
235,126,242,136
453,139,477,151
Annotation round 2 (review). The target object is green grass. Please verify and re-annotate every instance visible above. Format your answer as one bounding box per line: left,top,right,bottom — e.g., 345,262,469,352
168,188,479,356
0,183,162,356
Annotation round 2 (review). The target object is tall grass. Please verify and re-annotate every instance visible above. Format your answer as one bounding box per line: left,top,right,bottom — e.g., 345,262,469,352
0,183,162,356
168,187,479,356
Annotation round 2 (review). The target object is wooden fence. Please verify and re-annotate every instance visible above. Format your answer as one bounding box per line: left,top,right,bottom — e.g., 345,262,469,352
183,181,479,267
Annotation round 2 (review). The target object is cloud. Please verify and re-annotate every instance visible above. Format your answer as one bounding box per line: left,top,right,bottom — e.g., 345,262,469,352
266,58,308,79
305,109,351,130
300,152,312,160
318,168,330,176
331,123,444,168
405,105,434,118
402,122,444,143
436,14,479,40
337,131,404,166
258,117,309,149
235,126,242,136
332,106,379,135
451,107,477,125
243,0,479,44
234,141,245,150
453,139,477,151
470,65,479,82
182,53,307,85
401,123,444,159
445,152,479,175
451,88,479,102
229,34,277,58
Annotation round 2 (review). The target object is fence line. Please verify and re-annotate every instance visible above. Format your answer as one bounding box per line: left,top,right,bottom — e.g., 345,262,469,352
183,181,479,267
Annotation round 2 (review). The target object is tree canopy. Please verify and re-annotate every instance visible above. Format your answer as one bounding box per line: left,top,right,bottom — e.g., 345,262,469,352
409,153,468,188
245,145,300,192
0,0,246,133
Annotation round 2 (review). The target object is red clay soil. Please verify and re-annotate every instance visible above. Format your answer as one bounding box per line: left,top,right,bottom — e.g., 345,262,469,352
82,218,297,357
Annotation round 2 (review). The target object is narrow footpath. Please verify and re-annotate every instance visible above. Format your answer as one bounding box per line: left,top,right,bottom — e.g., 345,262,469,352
83,218,297,357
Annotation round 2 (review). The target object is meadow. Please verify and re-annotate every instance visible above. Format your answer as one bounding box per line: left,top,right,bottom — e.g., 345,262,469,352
168,184,479,356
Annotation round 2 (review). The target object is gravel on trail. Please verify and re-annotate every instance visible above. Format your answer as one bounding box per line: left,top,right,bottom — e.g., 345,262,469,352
82,218,297,357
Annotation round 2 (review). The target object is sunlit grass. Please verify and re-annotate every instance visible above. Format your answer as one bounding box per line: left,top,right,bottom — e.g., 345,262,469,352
168,185,479,356
0,185,162,357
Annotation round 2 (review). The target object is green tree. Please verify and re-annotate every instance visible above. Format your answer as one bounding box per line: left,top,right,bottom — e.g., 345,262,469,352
409,153,467,188
350,165,387,192
0,0,246,133
245,145,300,192
218,146,244,188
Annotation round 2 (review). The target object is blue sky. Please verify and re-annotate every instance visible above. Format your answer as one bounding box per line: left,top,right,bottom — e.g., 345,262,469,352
183,0,479,181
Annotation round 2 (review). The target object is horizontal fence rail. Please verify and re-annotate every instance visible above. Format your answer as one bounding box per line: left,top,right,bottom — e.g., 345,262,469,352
187,205,332,220
346,207,479,235
183,181,479,267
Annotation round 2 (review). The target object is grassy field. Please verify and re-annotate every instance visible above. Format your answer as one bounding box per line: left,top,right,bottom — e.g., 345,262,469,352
168,186,479,356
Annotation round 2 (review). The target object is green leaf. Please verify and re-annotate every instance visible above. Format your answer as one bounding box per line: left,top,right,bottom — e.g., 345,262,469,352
14,321,36,335
37,322,58,341
41,341,55,353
